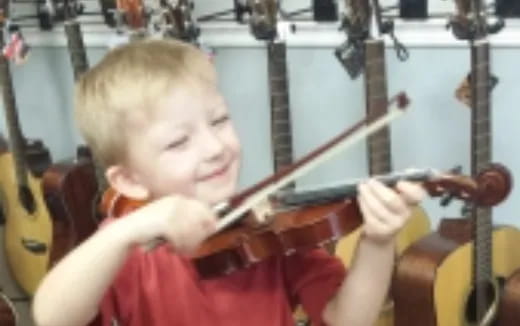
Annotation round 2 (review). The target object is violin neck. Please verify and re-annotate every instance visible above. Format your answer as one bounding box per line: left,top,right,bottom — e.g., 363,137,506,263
279,169,430,207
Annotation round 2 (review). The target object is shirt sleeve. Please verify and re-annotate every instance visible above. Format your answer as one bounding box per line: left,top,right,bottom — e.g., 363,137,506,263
283,248,347,326
86,286,120,326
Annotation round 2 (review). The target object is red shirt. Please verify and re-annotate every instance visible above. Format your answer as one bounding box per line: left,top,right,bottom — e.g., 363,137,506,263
90,219,346,326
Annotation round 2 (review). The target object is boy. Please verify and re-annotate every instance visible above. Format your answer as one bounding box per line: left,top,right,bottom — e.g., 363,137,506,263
32,39,426,326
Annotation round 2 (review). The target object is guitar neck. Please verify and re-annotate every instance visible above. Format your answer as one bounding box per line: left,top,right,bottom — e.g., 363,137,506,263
64,21,89,81
0,32,30,188
470,42,492,177
64,19,109,192
470,39,493,320
268,41,294,176
365,39,391,175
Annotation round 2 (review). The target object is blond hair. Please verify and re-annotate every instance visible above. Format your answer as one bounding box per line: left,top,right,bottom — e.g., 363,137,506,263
74,38,215,168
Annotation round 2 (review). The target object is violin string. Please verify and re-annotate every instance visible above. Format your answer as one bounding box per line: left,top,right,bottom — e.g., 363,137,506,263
215,104,407,232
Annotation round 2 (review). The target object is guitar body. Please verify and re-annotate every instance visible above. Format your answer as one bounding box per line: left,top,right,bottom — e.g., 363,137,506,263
393,219,520,326
0,291,17,326
496,268,520,325
333,30,432,325
334,205,430,326
42,151,99,266
0,149,53,295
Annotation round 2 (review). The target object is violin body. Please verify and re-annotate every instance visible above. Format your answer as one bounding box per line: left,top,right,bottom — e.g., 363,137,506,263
102,188,364,278
41,147,100,267
393,218,520,326
100,161,512,281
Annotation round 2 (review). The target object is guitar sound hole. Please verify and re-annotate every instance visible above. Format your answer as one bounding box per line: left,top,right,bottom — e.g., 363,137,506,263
464,278,504,323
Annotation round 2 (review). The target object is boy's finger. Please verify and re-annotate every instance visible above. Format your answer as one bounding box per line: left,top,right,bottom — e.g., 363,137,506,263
358,183,394,225
395,181,427,205
365,179,409,216
358,195,388,237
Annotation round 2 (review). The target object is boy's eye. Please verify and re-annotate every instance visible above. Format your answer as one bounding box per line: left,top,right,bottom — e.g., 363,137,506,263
165,136,188,150
211,114,229,126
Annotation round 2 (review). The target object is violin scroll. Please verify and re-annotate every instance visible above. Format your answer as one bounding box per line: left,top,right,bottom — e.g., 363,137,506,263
474,163,511,206
422,163,511,207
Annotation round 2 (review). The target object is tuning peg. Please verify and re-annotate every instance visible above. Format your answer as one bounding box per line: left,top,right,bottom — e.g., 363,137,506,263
460,202,473,216
449,165,463,175
487,18,505,34
440,192,455,207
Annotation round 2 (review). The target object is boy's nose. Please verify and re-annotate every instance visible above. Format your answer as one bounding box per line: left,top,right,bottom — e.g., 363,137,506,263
201,130,226,161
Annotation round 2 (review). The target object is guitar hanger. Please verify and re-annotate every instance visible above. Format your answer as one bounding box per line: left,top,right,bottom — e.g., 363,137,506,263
335,0,408,80
152,0,200,43
447,0,505,41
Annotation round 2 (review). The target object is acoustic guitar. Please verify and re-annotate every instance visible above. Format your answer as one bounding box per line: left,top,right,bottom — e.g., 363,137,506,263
0,2,55,296
37,0,101,266
392,1,518,325
333,0,430,324
495,268,520,325
240,0,302,321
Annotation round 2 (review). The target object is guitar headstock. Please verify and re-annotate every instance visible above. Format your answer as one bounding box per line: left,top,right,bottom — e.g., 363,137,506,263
245,0,277,41
98,0,148,36
115,0,147,32
37,0,57,30
334,0,369,79
335,0,408,79
447,0,505,40
154,0,199,42
37,0,85,30
343,0,370,33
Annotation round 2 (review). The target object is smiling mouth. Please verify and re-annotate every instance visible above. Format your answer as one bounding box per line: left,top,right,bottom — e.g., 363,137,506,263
199,163,231,181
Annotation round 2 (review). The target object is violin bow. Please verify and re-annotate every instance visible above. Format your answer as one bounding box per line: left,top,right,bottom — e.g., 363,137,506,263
215,92,410,232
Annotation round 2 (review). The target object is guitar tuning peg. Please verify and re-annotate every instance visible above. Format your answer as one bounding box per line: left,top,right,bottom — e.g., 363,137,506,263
440,192,455,207
449,165,463,175
460,202,473,216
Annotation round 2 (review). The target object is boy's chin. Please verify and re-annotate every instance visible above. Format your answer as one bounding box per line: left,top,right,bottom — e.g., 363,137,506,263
199,183,237,206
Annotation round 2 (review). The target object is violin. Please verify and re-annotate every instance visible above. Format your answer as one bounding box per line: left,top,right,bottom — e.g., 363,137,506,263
99,93,512,279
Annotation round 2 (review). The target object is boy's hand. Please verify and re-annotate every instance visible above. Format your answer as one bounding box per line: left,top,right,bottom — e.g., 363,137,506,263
357,178,427,243
242,197,276,228
125,195,218,255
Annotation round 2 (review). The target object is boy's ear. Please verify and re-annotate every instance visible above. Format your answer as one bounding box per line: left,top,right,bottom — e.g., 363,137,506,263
105,165,150,200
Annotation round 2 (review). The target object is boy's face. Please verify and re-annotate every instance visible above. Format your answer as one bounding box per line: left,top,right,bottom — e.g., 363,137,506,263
119,79,241,205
